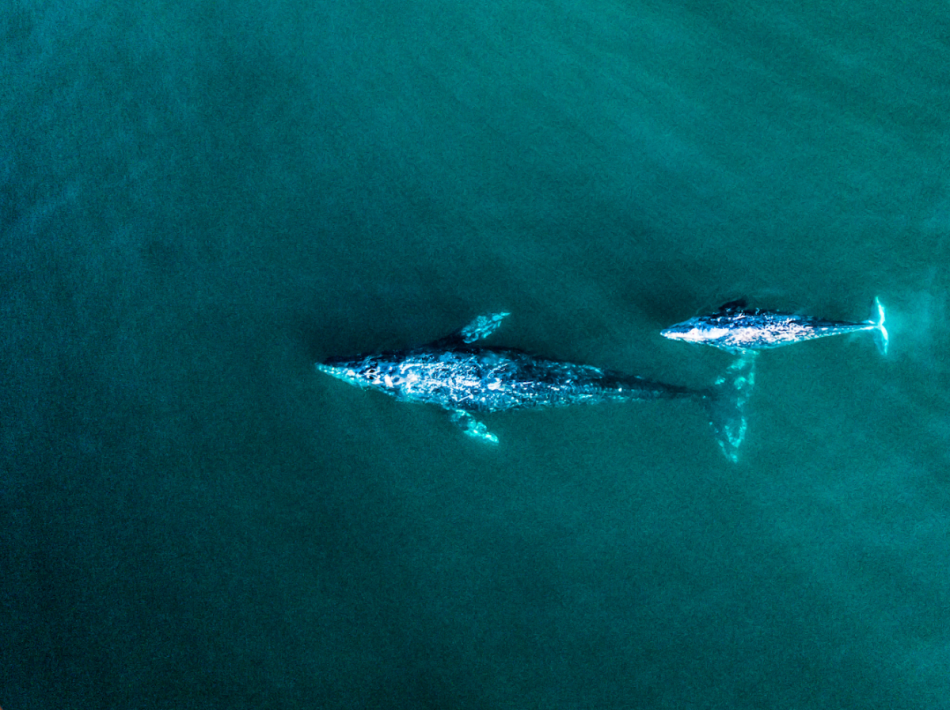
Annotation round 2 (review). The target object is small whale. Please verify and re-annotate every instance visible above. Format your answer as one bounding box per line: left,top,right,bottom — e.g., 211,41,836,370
661,297,888,355
317,313,755,461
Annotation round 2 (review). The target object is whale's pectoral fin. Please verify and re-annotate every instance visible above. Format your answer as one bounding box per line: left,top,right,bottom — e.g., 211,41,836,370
450,410,499,444
704,353,757,462
460,312,510,343
434,312,511,346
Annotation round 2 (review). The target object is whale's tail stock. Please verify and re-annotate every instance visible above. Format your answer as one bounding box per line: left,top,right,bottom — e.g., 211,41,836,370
702,354,757,462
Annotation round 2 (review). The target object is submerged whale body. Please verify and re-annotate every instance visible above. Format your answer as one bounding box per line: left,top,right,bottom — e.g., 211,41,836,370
317,313,755,461
661,298,889,355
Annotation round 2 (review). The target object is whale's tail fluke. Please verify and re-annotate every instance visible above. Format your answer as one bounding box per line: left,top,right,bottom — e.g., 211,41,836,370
703,354,757,462
870,296,889,356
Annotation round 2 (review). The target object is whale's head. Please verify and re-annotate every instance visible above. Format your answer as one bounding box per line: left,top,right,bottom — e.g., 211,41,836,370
316,354,411,393
316,355,383,389
660,320,691,342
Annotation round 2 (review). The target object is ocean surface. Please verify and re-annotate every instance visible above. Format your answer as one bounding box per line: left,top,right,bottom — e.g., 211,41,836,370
3,1,950,707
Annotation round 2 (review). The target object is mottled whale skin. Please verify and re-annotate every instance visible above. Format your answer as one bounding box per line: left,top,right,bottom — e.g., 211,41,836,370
661,298,888,355
317,313,754,460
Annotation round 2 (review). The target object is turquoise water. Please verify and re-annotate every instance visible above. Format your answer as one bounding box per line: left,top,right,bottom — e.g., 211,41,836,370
3,0,950,707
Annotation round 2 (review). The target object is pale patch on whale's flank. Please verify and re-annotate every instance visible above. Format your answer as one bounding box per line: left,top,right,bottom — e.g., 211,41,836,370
684,327,731,343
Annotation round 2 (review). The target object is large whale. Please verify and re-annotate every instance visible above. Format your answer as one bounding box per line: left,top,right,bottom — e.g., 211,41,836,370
316,313,755,461
661,298,888,355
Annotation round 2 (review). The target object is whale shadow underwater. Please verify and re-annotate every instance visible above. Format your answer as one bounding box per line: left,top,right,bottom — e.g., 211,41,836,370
317,313,756,461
